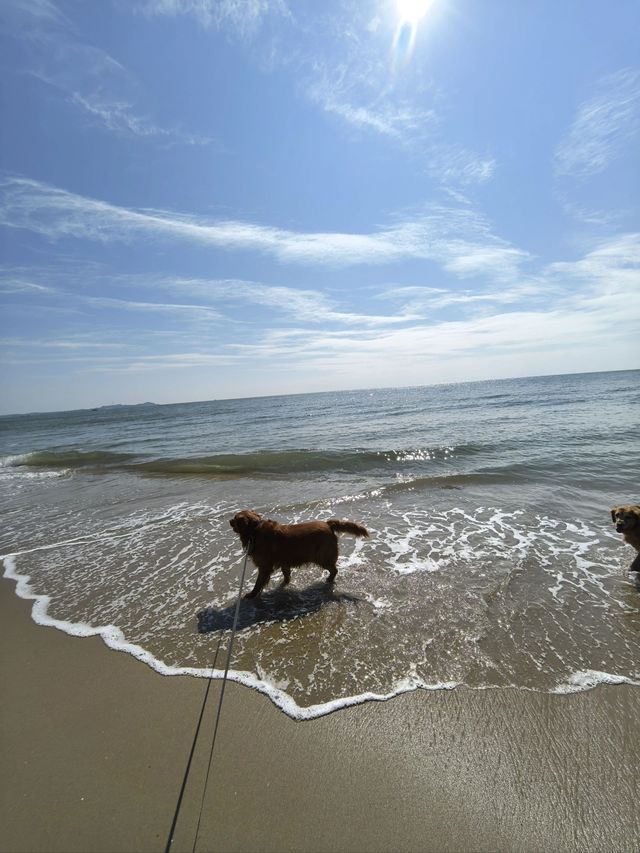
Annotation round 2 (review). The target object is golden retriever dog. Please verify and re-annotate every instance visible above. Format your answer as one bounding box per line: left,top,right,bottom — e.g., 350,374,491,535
230,509,369,599
611,505,640,574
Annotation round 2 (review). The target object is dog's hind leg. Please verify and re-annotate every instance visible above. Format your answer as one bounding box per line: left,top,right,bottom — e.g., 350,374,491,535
322,559,338,584
321,539,339,584
280,567,291,586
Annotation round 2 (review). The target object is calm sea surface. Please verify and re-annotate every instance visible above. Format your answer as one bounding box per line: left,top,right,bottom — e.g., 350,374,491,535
1,370,638,718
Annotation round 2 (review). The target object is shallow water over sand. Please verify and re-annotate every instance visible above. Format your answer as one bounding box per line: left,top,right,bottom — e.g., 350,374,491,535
1,371,639,717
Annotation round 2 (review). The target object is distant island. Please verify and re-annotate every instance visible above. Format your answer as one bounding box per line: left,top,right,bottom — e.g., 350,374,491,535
91,402,159,411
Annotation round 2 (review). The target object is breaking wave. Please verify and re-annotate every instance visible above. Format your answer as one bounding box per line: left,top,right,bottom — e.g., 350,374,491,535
1,445,481,478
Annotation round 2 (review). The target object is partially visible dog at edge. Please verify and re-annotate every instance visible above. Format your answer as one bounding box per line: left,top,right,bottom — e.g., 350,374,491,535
611,504,640,575
229,510,370,599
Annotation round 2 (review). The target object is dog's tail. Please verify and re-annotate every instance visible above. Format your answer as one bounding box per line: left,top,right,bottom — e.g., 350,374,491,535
327,519,370,538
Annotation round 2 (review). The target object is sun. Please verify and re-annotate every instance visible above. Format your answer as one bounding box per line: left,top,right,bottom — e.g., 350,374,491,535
396,0,434,25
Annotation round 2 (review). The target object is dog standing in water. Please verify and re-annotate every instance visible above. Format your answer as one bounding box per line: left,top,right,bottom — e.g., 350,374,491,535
611,505,640,574
229,510,369,599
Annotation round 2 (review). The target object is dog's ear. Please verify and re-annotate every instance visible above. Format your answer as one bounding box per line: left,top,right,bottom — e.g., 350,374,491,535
244,514,261,532
611,508,617,523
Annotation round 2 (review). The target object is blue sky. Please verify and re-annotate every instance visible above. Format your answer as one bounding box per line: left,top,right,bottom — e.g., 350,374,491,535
0,0,638,414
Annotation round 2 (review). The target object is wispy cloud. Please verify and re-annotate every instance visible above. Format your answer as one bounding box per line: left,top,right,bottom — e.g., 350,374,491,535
0,176,529,279
0,0,70,31
298,8,496,189
138,0,289,40
555,195,622,228
555,68,640,179
545,231,640,290
3,0,211,146
314,86,495,186
152,277,420,326
298,13,437,146
223,235,640,380
381,282,543,314
311,93,437,141
0,276,53,294
86,295,225,321
138,0,494,188
0,337,132,350
66,92,211,146
2,234,637,386
426,146,496,187
0,265,418,329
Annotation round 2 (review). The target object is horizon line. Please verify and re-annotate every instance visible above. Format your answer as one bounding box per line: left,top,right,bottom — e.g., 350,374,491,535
1,366,637,419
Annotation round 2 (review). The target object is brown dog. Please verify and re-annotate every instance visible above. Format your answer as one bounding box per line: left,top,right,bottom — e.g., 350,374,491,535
229,510,369,599
611,505,640,574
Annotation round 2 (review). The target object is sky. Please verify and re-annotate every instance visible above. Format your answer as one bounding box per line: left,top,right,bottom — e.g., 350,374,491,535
0,0,639,414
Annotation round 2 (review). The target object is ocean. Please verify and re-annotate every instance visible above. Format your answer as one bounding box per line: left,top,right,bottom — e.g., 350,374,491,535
1,370,638,719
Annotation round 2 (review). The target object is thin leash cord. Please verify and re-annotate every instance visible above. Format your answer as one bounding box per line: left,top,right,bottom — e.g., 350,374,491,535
190,541,253,853
164,542,252,853
163,632,224,853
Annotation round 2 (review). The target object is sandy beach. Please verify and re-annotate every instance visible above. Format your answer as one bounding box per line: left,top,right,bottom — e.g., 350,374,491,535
1,576,638,853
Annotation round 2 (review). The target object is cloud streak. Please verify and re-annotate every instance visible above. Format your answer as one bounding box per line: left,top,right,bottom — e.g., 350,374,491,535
138,0,289,39
223,242,640,381
0,0,71,31
555,68,640,179
4,0,211,146
312,93,436,141
2,233,637,387
66,92,212,146
0,176,528,278
150,276,421,326
0,266,419,329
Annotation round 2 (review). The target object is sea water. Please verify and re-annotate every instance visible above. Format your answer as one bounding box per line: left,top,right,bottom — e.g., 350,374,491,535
1,370,638,718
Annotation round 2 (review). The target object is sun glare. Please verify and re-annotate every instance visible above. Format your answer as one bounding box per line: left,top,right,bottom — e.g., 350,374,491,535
391,0,434,69
396,0,433,25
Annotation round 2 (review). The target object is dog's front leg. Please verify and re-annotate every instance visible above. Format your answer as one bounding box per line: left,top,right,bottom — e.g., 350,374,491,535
245,565,272,599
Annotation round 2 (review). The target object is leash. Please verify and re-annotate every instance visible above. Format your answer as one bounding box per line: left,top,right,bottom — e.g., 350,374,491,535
163,634,223,853
164,540,253,853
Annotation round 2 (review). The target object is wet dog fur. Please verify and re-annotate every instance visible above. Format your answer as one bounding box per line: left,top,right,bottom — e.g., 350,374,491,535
229,509,369,599
611,504,640,574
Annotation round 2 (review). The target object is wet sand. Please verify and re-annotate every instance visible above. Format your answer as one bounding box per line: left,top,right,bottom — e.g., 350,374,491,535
1,577,639,853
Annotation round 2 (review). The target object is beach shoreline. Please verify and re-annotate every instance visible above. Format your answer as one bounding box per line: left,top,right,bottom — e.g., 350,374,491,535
1,576,639,853
2,374,638,720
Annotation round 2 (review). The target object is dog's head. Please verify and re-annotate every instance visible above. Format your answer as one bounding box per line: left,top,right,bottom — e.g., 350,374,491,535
611,505,640,534
229,510,263,545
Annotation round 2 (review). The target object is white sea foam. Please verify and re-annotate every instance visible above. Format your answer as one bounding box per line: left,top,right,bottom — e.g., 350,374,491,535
2,499,637,721
4,530,637,721
2,552,460,720
0,454,69,480
552,670,640,694
366,595,393,611
0,454,30,467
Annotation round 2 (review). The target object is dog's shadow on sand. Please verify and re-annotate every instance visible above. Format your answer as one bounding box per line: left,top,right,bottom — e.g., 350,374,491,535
197,582,362,634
